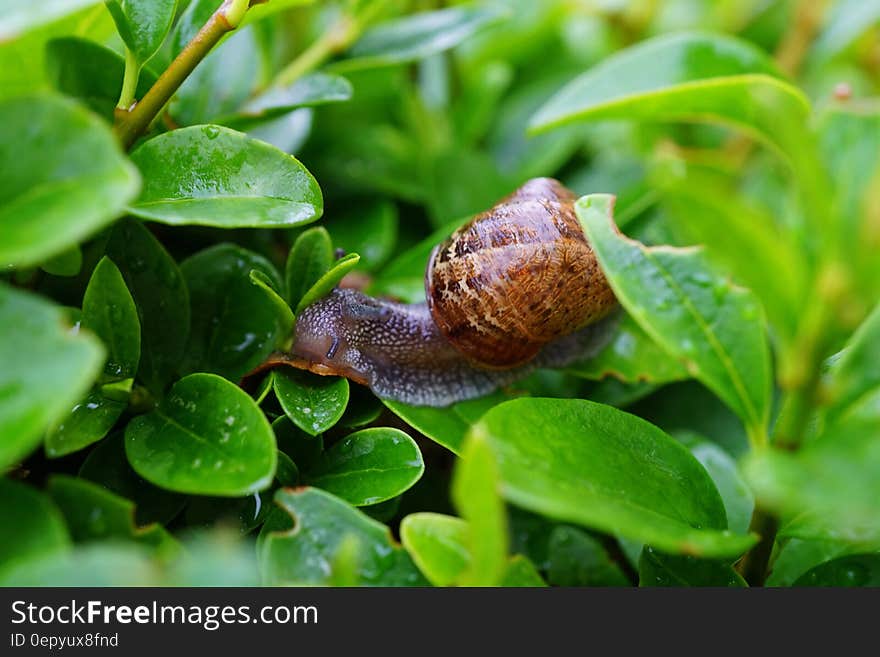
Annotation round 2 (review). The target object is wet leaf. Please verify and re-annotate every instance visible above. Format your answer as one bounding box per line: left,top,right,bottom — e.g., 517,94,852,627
258,487,427,586
128,125,323,228
576,194,771,441
306,427,424,506
125,373,276,496
0,284,104,468
0,95,139,267
472,398,756,558
273,368,349,436
638,546,746,587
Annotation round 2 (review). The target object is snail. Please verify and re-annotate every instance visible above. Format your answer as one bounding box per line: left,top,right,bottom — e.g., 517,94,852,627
252,178,619,407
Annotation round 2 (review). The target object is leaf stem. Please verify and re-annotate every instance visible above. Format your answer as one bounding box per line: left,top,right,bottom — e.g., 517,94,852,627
114,0,251,149
274,15,357,87
116,48,140,111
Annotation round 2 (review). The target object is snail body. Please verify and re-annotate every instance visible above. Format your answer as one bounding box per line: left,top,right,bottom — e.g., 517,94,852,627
258,178,618,407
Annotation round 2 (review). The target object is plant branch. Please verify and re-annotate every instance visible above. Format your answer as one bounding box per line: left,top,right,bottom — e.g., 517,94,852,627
274,14,358,87
115,0,252,150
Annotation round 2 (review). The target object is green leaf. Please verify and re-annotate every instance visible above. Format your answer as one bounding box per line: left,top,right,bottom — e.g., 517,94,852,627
0,0,102,41
825,302,880,424
285,226,334,308
326,200,398,272
127,125,323,228
306,427,424,506
0,543,158,586
566,312,689,385
46,36,157,121
743,414,880,543
529,32,809,158
45,389,127,458
452,435,507,586
576,194,771,443
0,95,140,268
638,546,746,587
273,368,349,436
41,245,82,277
125,373,276,496
472,398,756,558
295,253,360,314
181,244,285,381
105,219,189,395
681,435,754,535
248,270,295,341
47,475,177,552
337,4,507,71
82,256,141,381
105,0,177,65
810,0,880,63
545,526,630,587
185,491,271,535
221,73,353,130
656,164,808,345
0,478,69,576
500,555,546,587
382,400,467,455
400,513,470,586
794,554,880,587
258,487,427,586
0,284,104,468
79,431,185,526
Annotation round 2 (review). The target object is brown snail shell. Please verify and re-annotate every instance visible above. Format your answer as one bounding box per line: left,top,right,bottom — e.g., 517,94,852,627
426,177,616,368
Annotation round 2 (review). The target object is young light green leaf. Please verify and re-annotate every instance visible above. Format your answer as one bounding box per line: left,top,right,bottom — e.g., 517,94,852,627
529,32,809,158
500,555,546,587
0,284,104,469
128,125,323,228
285,227,334,308
295,253,360,314
0,95,140,268
105,0,177,65
0,478,70,576
576,194,771,443
336,4,507,71
180,244,285,381
105,219,189,395
125,373,277,496
639,546,746,587
258,487,427,586
452,435,507,586
46,37,157,121
0,0,102,41
249,270,295,341
306,427,424,506
472,398,756,558
566,312,689,385
273,369,349,436
47,475,177,553
400,513,470,586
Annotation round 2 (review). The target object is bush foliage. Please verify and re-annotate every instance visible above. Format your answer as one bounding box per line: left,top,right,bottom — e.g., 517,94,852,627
1,0,879,587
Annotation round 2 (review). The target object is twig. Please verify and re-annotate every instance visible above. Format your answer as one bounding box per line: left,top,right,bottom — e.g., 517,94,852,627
115,0,251,149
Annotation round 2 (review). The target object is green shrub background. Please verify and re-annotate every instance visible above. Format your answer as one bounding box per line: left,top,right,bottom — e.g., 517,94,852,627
1,0,879,587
